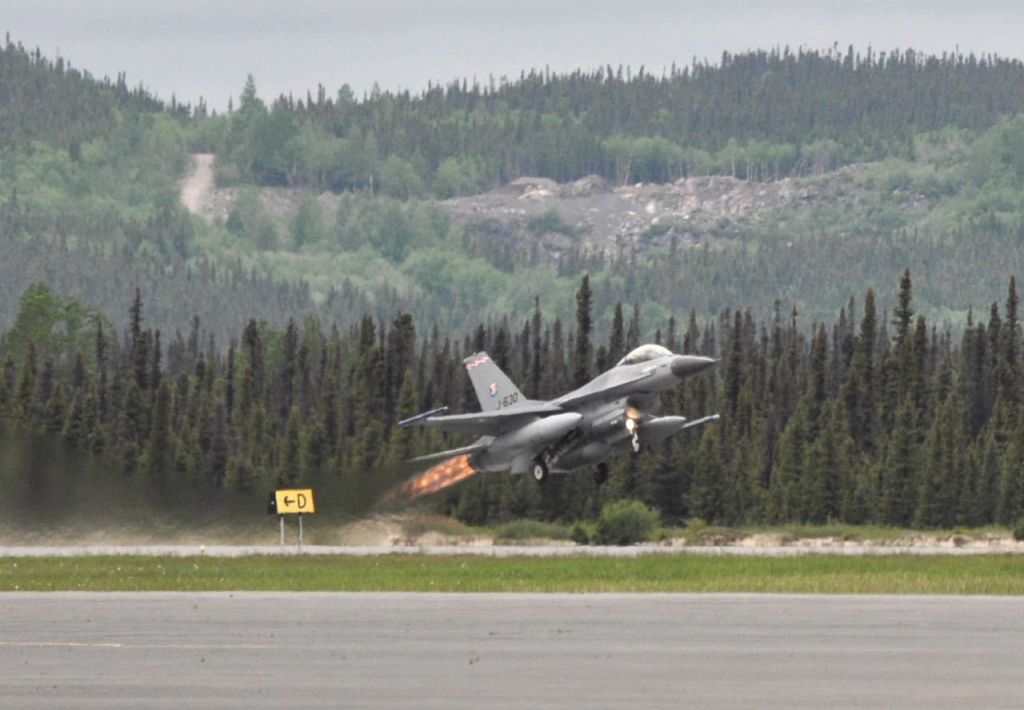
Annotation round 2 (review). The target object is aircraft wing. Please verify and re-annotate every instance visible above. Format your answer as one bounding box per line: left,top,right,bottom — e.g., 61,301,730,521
416,402,563,436
554,368,657,409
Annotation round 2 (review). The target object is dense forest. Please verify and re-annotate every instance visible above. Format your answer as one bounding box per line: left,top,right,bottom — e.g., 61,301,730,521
3,37,1024,531
1,271,1022,529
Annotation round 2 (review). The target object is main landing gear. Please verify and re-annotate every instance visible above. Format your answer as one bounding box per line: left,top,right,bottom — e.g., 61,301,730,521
531,458,549,483
594,462,609,485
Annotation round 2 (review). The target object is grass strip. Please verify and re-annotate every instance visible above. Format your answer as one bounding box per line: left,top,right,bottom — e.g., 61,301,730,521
2,554,1024,594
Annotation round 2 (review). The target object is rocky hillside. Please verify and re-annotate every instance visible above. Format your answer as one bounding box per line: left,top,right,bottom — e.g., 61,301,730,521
183,156,932,263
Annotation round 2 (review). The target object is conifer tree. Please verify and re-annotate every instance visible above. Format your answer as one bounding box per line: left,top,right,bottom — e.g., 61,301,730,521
892,268,914,344
385,371,419,469
43,382,67,434
844,289,877,451
278,319,298,420
573,275,593,387
528,297,543,398
143,380,173,478
996,415,1024,525
14,342,37,423
1001,276,1020,407
0,354,14,416
881,395,919,526
916,389,964,528
608,302,625,363
689,427,724,523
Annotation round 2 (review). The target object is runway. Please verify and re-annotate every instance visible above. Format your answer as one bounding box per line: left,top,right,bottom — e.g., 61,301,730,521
2,593,1022,709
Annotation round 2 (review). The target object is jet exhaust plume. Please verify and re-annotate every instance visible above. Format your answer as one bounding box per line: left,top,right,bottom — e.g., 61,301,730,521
389,454,479,503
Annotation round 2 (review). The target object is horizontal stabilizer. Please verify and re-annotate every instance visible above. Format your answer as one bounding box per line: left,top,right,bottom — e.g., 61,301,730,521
411,440,488,465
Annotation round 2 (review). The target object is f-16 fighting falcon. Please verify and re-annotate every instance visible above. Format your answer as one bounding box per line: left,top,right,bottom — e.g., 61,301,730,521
399,344,719,483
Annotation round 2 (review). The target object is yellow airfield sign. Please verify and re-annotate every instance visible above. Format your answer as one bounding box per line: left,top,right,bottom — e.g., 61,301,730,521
274,488,316,515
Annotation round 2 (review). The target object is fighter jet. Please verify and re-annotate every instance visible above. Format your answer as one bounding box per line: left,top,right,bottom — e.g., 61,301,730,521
399,344,719,482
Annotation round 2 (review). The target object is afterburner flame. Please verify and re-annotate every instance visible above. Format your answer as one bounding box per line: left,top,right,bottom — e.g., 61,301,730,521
395,454,479,501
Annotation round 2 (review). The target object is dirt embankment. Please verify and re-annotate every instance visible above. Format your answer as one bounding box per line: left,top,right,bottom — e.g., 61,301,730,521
180,153,216,219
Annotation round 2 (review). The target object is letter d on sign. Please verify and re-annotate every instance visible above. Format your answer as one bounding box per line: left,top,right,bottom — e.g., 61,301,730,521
273,488,316,514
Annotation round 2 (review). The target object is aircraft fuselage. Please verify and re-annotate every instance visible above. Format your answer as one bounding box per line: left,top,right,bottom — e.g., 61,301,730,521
472,352,710,474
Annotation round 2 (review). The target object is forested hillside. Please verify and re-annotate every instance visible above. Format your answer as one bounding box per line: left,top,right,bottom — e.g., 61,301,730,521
205,48,1024,192
5,41,1024,340
0,38,319,340
1,272,1022,530
0,35,167,151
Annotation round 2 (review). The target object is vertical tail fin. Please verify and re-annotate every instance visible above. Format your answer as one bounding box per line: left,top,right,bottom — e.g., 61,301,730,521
463,352,527,412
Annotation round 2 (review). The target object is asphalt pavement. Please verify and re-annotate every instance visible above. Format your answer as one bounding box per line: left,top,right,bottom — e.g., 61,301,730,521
1,592,1022,709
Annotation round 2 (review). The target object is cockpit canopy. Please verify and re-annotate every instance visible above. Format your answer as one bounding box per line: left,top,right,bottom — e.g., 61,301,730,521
616,343,673,366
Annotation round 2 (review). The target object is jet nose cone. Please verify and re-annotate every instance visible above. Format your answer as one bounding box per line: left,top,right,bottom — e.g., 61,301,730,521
671,355,716,378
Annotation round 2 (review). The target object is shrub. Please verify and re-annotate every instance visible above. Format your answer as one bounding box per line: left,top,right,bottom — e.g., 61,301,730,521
594,499,659,546
570,522,591,545
1013,517,1024,542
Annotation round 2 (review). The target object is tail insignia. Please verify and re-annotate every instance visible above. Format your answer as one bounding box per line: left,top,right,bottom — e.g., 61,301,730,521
466,355,491,370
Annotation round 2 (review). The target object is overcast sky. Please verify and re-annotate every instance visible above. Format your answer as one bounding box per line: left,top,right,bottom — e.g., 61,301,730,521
5,0,1023,110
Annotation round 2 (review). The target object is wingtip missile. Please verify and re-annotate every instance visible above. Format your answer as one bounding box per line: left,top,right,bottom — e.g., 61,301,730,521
680,413,721,430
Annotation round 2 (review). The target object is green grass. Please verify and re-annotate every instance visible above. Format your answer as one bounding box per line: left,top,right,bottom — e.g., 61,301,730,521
2,554,1023,594
733,523,1009,542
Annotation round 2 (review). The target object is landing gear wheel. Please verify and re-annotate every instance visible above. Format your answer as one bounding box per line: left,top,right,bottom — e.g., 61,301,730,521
631,431,641,453
531,459,549,483
594,463,610,485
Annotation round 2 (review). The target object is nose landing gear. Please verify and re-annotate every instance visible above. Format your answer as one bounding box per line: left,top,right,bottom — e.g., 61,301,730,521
625,417,641,453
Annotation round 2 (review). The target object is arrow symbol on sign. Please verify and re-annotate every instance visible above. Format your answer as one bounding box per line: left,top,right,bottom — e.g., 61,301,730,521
284,496,294,506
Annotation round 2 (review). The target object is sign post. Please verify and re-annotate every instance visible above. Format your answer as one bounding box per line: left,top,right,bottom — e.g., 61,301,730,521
268,489,316,552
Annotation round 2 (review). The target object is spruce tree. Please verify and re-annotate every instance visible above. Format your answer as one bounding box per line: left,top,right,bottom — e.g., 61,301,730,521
916,391,963,528
689,427,724,523
573,274,593,387
0,354,14,416
996,415,1024,525
608,302,625,363
881,395,919,526
14,342,37,424
892,268,914,344
143,380,173,478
